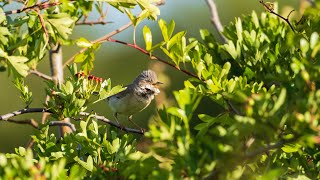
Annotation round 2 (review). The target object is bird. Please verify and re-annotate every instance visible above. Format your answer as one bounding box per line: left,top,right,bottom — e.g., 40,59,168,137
106,70,162,132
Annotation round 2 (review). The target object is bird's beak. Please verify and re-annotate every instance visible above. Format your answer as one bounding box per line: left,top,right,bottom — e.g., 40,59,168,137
153,81,163,87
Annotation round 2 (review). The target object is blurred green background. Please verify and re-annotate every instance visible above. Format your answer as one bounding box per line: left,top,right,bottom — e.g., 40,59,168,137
0,0,299,152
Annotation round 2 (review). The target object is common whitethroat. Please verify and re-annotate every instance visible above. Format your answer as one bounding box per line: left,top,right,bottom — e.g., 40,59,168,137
106,70,162,131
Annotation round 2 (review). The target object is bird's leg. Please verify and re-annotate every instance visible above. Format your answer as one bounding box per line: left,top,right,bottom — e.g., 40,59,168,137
114,113,125,131
128,115,145,133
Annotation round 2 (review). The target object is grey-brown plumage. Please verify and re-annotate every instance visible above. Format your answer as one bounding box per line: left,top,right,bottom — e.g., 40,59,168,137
106,70,162,130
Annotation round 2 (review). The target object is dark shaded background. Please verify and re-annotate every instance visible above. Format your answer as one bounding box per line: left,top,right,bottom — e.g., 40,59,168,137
0,0,299,152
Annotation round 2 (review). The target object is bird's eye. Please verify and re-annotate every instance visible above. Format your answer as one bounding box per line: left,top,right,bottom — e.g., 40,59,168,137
145,88,152,92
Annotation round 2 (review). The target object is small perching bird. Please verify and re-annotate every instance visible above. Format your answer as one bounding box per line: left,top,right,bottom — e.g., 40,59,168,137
106,70,162,131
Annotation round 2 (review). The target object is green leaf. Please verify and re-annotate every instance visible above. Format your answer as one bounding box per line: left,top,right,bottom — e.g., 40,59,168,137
185,40,198,53
167,20,175,40
223,40,238,59
0,27,11,45
150,41,166,52
143,25,152,51
136,0,160,20
269,88,286,116
300,38,309,54
158,19,169,42
47,13,76,40
74,156,93,171
62,81,74,95
124,8,137,26
76,37,93,48
13,78,33,106
7,56,29,77
281,144,301,153
167,31,186,50
310,32,319,49
235,18,243,42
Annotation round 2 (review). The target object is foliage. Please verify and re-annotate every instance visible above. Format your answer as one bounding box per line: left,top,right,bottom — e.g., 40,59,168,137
1,0,320,179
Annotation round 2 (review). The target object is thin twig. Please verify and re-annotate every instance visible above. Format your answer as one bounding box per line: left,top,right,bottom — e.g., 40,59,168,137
245,141,284,158
26,138,35,149
41,96,51,123
36,9,49,40
79,112,144,135
4,1,64,15
226,100,242,115
63,21,133,67
259,0,295,32
205,0,227,44
6,118,39,129
49,121,76,132
4,118,76,132
106,38,202,81
28,69,53,81
244,137,297,158
155,0,166,6
76,20,113,26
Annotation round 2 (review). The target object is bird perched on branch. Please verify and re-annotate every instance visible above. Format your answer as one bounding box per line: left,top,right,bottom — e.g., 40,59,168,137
106,70,162,132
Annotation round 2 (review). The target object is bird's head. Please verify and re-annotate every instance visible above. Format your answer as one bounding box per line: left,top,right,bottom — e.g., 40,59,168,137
133,70,162,96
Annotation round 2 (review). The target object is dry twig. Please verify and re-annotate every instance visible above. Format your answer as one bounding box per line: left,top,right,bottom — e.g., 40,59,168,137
259,0,295,32
205,0,227,43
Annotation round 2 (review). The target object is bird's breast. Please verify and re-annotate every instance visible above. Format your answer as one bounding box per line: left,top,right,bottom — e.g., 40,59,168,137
107,91,152,116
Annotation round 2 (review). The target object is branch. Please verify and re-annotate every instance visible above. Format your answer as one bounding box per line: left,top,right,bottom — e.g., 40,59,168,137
244,141,284,158
106,38,202,81
79,112,144,135
5,118,76,132
244,137,298,158
205,0,227,44
6,118,39,129
28,69,53,81
4,1,63,15
259,0,295,32
76,20,113,26
0,108,48,120
63,21,133,67
0,108,143,134
226,99,242,115
36,9,49,40
48,121,76,132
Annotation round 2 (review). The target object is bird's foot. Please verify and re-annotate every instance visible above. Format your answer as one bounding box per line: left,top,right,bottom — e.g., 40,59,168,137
140,128,146,134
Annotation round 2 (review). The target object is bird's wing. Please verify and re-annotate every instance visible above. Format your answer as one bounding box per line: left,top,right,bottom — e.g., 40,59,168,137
106,86,131,100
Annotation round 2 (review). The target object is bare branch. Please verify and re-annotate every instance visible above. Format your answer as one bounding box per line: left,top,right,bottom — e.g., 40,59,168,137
28,69,53,81
49,25,72,134
36,9,49,40
106,38,202,81
76,20,113,26
6,118,39,129
0,108,143,134
205,0,227,43
49,121,76,132
0,108,48,120
226,100,242,115
4,118,76,132
63,21,133,67
259,0,295,32
79,112,144,135
4,1,64,15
